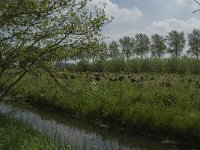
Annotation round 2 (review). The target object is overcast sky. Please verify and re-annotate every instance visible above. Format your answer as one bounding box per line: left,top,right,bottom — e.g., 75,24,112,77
90,0,200,42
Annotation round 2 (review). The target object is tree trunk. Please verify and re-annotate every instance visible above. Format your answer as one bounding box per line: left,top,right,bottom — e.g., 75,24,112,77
141,52,143,59
92,56,95,64
196,43,198,60
158,53,161,59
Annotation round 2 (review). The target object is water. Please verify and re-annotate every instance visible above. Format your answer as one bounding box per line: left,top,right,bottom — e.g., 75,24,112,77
0,103,195,150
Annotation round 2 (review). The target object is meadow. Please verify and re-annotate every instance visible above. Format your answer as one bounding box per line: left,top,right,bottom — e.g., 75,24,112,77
2,0,200,148
3,68,200,145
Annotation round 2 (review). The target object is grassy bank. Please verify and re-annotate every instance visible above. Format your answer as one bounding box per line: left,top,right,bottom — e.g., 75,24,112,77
0,116,70,150
4,72,200,144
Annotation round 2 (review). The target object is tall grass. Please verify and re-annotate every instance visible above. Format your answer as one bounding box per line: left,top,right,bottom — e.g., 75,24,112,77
67,57,200,74
7,73,200,144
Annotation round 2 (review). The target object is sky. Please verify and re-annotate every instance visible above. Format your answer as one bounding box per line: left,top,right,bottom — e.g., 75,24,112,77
89,0,200,42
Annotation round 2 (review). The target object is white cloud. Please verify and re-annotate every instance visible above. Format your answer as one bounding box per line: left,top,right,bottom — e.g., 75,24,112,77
152,17,200,34
106,17,200,42
114,7,142,23
88,0,200,42
89,0,143,23
174,0,199,9
88,0,143,41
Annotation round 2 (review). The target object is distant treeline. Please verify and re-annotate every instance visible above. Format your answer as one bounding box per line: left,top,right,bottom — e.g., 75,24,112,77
64,57,200,74
65,29,200,62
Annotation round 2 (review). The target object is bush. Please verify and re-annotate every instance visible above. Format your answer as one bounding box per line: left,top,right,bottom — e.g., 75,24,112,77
65,57,200,74
77,60,93,72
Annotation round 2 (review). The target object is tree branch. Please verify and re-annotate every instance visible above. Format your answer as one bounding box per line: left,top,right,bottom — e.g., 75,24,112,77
193,0,200,13
0,70,28,102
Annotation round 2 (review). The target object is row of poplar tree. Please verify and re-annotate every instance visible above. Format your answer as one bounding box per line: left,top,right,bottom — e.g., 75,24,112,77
69,29,200,62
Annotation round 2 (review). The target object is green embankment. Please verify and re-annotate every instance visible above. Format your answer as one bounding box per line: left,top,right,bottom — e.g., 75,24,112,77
0,117,70,150
3,72,200,144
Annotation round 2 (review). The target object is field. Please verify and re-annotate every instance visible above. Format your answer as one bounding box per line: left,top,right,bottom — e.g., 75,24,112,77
3,70,200,145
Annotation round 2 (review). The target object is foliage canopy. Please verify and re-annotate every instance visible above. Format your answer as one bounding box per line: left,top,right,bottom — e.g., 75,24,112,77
0,0,110,101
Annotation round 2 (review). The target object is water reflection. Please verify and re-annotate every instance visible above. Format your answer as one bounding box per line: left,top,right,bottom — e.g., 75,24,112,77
0,103,193,150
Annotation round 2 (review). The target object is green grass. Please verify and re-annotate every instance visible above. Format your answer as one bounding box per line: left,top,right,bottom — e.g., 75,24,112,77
0,117,70,150
5,72,200,144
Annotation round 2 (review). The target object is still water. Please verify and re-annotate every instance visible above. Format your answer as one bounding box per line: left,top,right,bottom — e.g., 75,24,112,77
0,103,195,150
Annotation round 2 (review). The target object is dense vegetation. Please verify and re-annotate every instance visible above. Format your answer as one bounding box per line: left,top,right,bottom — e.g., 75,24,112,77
0,117,70,150
63,57,200,74
3,71,200,144
0,0,109,101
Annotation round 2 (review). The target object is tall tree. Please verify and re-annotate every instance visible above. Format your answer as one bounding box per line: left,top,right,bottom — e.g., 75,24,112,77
119,36,134,60
77,41,99,63
134,33,150,59
151,34,167,58
187,29,200,59
0,0,109,101
167,30,186,58
108,40,120,60
98,41,109,60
